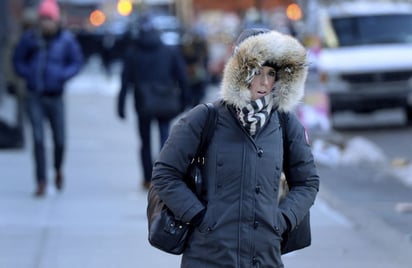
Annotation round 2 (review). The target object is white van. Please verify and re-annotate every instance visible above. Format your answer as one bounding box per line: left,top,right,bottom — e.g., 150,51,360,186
317,2,412,124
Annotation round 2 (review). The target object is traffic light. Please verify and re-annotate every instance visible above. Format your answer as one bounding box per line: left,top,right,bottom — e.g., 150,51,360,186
89,9,106,27
286,3,302,21
117,0,133,16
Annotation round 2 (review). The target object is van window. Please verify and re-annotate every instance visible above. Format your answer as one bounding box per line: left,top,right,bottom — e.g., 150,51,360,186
331,14,412,47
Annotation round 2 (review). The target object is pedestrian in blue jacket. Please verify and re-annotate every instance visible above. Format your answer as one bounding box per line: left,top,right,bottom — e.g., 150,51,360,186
12,0,83,197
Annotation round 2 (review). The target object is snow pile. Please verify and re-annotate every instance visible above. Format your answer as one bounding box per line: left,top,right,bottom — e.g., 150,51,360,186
312,136,387,167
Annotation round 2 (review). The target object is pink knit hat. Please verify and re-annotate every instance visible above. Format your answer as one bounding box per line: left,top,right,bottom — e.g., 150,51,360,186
38,0,60,21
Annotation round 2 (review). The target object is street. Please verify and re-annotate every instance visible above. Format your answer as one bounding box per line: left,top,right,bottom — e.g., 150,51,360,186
327,113,412,238
1,58,412,267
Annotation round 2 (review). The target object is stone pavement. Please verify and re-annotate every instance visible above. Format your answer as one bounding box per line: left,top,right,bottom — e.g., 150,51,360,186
1,66,411,267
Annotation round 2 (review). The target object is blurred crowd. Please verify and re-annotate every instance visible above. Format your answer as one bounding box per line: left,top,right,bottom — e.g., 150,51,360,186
0,0,311,195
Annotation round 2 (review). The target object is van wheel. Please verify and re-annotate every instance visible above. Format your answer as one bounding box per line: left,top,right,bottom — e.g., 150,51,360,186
406,107,412,125
329,110,338,130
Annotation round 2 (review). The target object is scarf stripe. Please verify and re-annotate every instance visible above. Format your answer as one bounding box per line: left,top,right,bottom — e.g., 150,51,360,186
238,94,274,136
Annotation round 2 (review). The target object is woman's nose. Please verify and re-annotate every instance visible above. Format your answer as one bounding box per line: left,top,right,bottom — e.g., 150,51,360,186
261,74,269,85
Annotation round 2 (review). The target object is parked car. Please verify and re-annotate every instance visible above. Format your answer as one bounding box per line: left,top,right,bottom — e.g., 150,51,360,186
75,8,185,56
76,12,133,60
317,2,412,124
151,14,184,46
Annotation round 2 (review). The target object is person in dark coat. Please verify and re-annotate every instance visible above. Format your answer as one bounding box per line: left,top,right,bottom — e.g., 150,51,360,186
12,0,83,197
181,28,209,107
117,14,190,190
151,28,320,267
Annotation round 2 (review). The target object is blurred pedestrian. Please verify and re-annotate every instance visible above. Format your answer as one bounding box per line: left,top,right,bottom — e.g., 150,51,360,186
100,31,115,77
117,14,190,190
5,7,37,97
12,0,84,197
151,28,319,267
182,28,209,107
1,7,37,149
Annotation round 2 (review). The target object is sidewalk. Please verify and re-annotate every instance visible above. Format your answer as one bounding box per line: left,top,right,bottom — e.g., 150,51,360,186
1,68,411,267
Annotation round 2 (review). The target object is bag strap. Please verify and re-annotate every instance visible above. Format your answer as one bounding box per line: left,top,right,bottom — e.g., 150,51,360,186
192,103,217,196
195,103,217,163
278,111,289,174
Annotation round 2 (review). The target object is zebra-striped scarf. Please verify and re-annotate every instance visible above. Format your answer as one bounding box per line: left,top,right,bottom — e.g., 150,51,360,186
237,94,274,137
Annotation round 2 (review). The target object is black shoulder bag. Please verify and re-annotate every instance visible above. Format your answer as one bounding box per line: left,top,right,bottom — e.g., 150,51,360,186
136,82,182,119
278,111,312,255
147,103,217,255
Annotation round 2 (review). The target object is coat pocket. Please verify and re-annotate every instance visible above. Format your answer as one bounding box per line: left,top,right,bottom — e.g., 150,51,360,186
274,211,288,236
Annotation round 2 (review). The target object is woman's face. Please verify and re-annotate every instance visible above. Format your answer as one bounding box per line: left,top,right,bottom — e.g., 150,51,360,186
249,66,276,101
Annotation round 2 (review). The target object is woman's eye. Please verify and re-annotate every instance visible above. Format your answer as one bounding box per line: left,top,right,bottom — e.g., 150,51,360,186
255,70,262,76
269,71,276,77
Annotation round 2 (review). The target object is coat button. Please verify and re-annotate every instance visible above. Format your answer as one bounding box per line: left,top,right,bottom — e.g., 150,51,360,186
255,185,261,194
257,148,263,157
253,221,259,229
252,256,258,265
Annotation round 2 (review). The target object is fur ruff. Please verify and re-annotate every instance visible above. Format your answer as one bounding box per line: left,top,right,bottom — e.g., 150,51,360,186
220,30,308,112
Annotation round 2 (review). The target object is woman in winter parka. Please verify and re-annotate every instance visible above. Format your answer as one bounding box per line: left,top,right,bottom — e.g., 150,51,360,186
151,28,320,268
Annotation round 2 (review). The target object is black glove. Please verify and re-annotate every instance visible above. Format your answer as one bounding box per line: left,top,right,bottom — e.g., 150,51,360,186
117,91,126,120
6,82,17,96
117,104,125,119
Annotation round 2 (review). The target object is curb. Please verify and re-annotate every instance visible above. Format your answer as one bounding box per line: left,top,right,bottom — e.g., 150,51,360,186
318,182,412,266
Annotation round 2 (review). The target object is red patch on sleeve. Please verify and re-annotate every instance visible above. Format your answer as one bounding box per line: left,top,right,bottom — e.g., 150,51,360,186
304,129,310,145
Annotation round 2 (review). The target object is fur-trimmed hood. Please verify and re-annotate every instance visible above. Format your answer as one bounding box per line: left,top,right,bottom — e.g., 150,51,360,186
220,30,308,112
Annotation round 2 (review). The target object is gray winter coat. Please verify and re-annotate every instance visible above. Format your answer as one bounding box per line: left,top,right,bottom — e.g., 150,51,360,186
151,30,319,268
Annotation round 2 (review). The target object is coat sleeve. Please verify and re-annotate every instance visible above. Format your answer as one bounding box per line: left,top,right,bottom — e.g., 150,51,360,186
12,32,34,79
61,31,84,81
117,48,135,113
171,47,190,109
151,104,209,223
279,112,320,230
